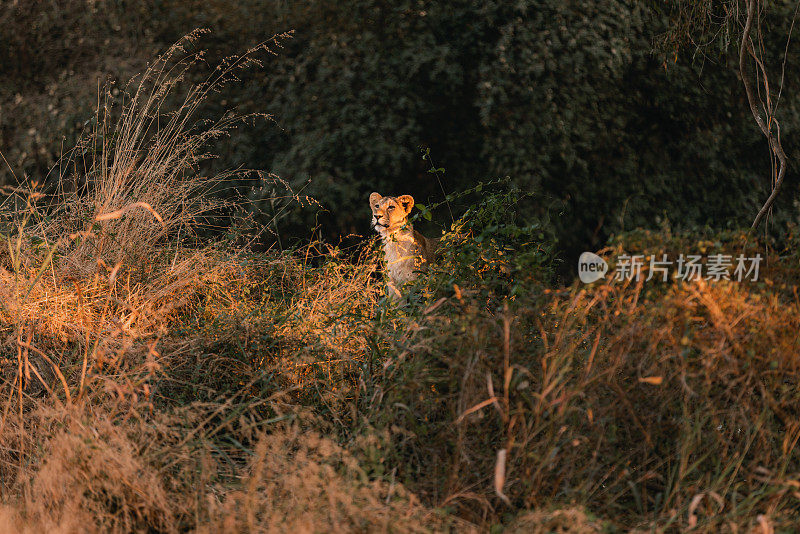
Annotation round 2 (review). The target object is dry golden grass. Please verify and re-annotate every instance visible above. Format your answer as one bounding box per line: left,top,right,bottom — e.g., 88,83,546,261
197,427,467,534
183,227,800,531
3,212,800,531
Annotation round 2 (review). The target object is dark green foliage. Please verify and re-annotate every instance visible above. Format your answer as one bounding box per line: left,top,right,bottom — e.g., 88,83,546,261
2,0,800,259
171,0,493,238
419,184,557,302
476,0,799,259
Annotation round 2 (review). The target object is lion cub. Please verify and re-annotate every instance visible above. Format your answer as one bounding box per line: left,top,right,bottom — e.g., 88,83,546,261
369,192,439,299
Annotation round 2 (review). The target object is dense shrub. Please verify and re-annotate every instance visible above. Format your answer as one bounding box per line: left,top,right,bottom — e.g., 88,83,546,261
4,1,800,256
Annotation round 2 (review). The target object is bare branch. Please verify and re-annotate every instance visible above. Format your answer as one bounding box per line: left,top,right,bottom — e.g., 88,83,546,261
740,0,789,231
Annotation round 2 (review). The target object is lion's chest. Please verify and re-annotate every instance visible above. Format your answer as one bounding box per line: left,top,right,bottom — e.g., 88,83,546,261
381,232,427,285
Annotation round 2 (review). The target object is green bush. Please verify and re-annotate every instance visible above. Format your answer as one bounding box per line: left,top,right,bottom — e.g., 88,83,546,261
413,185,557,304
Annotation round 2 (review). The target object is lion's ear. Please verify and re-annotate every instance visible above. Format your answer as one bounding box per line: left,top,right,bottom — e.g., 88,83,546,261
369,192,382,206
397,195,414,214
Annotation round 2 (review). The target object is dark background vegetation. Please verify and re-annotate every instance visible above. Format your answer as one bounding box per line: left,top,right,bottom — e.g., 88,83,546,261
1,0,799,264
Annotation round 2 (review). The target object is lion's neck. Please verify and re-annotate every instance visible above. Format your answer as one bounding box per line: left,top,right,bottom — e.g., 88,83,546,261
379,221,414,240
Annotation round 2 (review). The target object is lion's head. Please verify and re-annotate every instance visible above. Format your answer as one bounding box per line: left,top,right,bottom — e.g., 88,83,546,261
369,192,414,234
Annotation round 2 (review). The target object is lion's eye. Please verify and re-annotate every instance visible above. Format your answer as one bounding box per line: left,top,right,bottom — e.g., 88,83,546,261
388,206,395,211
374,205,379,209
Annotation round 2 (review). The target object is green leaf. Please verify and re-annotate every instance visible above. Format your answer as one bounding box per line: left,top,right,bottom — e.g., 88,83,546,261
423,211,432,221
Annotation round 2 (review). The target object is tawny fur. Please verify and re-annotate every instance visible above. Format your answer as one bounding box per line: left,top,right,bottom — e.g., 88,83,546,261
369,192,439,299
